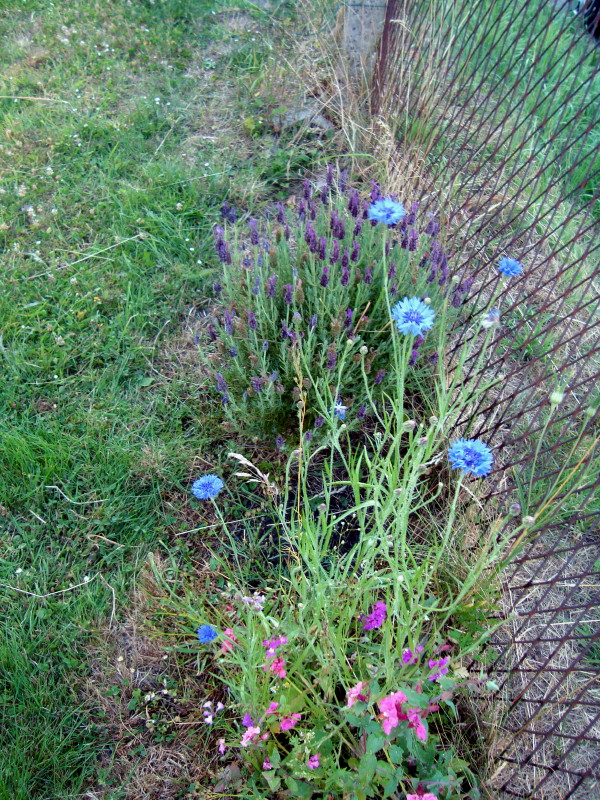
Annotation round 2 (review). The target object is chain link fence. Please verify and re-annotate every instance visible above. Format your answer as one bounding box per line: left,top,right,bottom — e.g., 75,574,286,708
369,1,599,797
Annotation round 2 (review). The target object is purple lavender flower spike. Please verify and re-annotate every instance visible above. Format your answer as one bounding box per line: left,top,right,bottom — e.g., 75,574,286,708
370,180,382,202
429,353,439,365
298,199,306,221
341,266,350,286
364,266,373,284
252,275,260,295
215,373,228,393
304,431,313,442
283,284,294,305
353,219,362,237
320,185,328,204
341,246,349,268
251,376,265,392
362,199,369,219
330,240,340,264
345,308,354,329
351,240,360,262
388,262,396,281
221,393,230,405
348,190,360,218
248,311,258,330
425,216,439,237
374,369,386,385
303,179,311,201
390,281,398,296
217,239,231,264
330,211,338,232
320,266,329,287
214,224,224,242
318,236,327,261
275,434,285,449
452,276,473,307
263,340,269,351
229,347,237,358
406,201,419,226
357,404,367,420
438,263,450,286
267,274,277,298
326,164,334,186
309,201,317,221
223,310,234,335
305,223,317,253
281,321,290,338
276,202,286,224
249,218,259,245
408,228,419,251
221,201,230,221
212,281,222,294
327,348,337,370
333,217,345,240
284,222,290,240
309,314,318,331
409,335,424,366
314,415,324,429
339,168,348,192
208,324,217,342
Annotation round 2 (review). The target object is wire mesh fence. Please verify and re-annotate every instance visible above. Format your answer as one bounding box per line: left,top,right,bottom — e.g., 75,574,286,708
370,1,599,797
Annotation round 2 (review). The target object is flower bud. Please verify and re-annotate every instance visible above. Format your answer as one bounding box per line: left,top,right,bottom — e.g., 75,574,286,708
394,487,403,495
418,436,428,446
318,503,327,513
509,502,521,516
360,345,368,355
585,405,597,418
423,296,431,304
550,390,564,406
402,420,417,432
522,515,536,526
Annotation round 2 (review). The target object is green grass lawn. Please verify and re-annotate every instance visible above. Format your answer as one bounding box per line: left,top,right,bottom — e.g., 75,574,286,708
0,0,316,795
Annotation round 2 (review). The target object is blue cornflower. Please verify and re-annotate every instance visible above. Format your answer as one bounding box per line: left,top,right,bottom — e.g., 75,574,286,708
448,439,494,477
368,198,406,226
197,624,218,643
192,474,225,500
498,256,523,277
391,297,436,337
333,401,347,420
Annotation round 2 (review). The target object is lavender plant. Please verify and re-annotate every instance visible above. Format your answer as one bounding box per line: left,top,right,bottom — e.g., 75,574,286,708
202,172,466,443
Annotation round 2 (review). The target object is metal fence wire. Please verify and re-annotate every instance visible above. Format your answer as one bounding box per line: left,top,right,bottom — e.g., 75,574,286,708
370,1,599,798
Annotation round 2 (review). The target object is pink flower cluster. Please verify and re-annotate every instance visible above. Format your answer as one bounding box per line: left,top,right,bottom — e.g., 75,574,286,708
221,628,237,654
361,600,387,630
402,644,424,664
262,635,288,679
378,690,427,741
427,657,449,682
346,681,369,708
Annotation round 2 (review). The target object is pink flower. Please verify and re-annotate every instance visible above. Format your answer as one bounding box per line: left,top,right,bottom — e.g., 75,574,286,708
217,738,227,754
378,690,408,735
265,701,280,715
240,726,261,747
427,657,449,682
402,645,424,664
307,753,320,770
262,635,287,657
407,708,427,742
264,656,286,679
346,681,369,708
262,758,272,770
361,601,387,630
280,713,301,731
221,628,237,654
406,795,438,800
